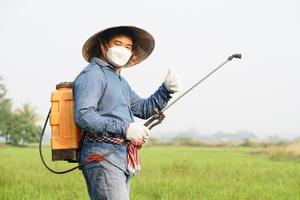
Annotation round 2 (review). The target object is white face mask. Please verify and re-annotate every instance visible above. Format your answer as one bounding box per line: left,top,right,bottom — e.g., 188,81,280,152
106,46,132,67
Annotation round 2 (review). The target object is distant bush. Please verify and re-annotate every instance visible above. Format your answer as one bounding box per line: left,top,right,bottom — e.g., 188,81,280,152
170,137,205,146
263,141,300,161
240,139,262,147
146,137,161,146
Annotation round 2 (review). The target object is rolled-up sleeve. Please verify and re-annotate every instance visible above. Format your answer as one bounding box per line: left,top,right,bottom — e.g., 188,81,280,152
73,67,128,138
129,84,173,119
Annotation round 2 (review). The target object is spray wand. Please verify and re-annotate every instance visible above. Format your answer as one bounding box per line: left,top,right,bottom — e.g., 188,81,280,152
144,53,242,130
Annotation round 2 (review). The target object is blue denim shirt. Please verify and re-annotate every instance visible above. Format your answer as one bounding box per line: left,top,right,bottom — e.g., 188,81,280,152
73,57,173,174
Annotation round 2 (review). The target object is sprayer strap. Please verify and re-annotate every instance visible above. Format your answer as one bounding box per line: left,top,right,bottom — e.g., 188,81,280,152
83,133,126,145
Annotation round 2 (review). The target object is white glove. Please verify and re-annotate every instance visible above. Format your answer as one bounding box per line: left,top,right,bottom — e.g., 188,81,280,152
163,67,181,93
126,122,150,142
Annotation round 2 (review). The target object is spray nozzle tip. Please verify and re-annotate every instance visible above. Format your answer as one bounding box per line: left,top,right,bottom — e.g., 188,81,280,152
228,53,242,60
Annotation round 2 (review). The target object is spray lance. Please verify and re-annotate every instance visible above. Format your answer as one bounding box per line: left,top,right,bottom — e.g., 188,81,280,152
144,53,242,129
39,53,241,174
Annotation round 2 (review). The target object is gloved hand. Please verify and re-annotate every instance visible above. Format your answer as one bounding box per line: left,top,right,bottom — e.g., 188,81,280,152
131,139,147,146
126,122,150,142
163,67,181,93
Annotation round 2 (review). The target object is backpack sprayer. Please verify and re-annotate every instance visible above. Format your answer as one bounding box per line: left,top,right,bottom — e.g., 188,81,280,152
39,53,242,174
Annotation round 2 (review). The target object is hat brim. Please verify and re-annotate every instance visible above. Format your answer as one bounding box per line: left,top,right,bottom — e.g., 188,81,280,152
82,26,155,67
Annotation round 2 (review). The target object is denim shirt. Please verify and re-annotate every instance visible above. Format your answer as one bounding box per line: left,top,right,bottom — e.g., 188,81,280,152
73,57,173,174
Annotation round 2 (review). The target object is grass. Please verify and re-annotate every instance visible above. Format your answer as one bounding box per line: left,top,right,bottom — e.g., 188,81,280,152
0,145,300,200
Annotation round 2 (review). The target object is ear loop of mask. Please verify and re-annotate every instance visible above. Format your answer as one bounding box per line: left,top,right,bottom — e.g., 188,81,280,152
100,39,109,61
98,39,115,70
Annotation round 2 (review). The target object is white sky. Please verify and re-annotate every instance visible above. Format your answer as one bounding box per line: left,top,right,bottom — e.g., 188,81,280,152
1,0,299,139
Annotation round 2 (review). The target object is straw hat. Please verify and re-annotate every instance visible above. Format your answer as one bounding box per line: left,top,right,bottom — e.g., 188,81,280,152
82,26,155,67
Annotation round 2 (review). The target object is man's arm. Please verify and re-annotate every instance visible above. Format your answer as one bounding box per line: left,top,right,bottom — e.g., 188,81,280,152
73,67,128,138
129,84,173,119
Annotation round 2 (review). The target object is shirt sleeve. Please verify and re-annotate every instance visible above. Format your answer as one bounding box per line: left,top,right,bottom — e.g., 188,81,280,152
129,83,173,119
73,67,128,138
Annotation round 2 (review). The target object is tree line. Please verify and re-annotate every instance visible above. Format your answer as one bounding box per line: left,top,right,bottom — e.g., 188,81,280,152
0,77,41,145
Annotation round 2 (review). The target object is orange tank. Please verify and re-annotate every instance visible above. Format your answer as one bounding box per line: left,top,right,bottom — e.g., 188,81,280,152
50,82,81,162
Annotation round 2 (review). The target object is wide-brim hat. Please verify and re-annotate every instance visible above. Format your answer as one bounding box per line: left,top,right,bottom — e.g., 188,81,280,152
82,26,155,67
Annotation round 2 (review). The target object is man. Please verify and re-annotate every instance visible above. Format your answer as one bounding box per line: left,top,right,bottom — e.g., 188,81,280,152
73,26,180,200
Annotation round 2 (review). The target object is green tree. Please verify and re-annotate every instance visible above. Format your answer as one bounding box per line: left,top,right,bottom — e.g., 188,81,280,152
0,77,13,144
16,103,41,124
14,103,42,144
9,111,42,145
0,99,13,144
0,77,42,145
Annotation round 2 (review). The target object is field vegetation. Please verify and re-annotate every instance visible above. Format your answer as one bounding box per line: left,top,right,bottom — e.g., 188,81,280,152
1,143,300,200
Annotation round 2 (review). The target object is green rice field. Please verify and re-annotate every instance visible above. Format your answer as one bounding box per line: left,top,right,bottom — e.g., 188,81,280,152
0,146,299,200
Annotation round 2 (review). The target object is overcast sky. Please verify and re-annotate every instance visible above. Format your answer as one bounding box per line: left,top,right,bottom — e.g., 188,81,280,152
1,0,299,139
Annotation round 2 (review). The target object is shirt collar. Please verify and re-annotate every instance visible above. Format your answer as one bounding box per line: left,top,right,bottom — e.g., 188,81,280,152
90,57,119,73
90,57,110,67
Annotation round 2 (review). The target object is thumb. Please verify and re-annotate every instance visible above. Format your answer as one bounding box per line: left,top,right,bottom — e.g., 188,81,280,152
168,66,174,75
165,66,174,80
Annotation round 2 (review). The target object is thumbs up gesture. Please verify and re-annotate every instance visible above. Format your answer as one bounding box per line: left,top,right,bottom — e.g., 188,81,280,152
163,67,181,93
